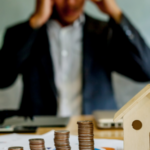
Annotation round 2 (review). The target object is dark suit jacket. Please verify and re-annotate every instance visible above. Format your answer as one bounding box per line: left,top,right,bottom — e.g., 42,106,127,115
0,14,150,116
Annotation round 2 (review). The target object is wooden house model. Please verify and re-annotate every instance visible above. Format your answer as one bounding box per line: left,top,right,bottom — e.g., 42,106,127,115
114,84,150,150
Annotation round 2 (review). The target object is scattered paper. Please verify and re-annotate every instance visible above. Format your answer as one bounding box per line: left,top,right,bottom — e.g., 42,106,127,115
0,131,123,150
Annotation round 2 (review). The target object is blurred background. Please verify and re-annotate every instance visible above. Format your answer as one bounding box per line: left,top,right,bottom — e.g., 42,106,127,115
0,0,150,110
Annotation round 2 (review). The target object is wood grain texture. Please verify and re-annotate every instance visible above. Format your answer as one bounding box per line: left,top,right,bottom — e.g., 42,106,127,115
114,84,150,122
123,94,150,150
113,84,150,150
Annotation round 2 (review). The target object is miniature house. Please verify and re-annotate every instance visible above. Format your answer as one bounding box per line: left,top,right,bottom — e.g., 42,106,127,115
114,84,150,150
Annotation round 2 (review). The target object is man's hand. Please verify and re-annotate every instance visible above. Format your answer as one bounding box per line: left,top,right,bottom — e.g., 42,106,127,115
91,0,122,23
30,0,55,29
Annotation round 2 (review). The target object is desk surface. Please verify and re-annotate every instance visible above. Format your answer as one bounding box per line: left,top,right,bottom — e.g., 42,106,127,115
0,115,123,140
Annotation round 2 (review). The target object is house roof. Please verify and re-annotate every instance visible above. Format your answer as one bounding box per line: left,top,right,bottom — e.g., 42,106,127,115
114,84,150,122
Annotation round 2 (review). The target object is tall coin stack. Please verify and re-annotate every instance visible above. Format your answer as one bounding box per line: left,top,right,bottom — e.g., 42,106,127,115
54,130,71,150
8,147,23,150
29,138,45,150
77,121,94,150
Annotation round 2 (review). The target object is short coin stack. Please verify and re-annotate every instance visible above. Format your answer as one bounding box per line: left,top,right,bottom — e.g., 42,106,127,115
29,138,45,150
8,147,23,150
77,121,94,150
54,130,71,150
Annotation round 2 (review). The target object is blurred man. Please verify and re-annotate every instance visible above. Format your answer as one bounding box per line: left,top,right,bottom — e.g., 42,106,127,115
0,0,150,118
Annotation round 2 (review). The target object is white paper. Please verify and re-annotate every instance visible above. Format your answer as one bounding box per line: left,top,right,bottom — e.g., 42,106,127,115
0,131,123,150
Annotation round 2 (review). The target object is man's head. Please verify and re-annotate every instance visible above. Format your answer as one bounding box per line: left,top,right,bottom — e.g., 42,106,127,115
53,0,85,26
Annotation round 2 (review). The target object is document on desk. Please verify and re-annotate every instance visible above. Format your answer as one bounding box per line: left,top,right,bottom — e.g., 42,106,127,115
0,131,123,150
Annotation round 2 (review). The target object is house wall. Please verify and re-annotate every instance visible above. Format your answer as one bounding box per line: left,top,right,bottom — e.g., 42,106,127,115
123,93,150,150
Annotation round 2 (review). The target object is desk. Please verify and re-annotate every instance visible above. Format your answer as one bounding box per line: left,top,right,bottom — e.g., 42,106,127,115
0,116,123,140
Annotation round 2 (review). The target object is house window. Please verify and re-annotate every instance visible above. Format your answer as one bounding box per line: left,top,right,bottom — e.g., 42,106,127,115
132,120,142,130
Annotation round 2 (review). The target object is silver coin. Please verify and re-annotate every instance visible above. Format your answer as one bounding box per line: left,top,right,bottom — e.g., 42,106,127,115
78,136,94,140
54,139,69,142
29,138,44,144
8,147,23,150
55,143,70,146
30,148,45,150
78,130,93,134
79,148,94,150
55,130,70,135
30,144,45,148
79,142,94,146
78,124,93,128
78,134,94,136
79,145,94,148
56,147,71,150
54,135,70,139
77,121,93,124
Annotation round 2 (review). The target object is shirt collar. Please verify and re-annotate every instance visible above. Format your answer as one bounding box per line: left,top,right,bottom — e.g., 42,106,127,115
73,13,85,28
47,13,85,29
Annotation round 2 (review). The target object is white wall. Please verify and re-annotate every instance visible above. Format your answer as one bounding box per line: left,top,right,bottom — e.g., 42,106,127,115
0,0,35,109
0,0,150,110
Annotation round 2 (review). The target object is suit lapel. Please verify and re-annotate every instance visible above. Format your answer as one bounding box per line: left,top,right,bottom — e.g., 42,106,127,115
82,15,94,114
82,14,108,114
82,14,96,91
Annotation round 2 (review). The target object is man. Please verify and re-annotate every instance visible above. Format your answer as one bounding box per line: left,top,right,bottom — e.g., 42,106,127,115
0,0,150,118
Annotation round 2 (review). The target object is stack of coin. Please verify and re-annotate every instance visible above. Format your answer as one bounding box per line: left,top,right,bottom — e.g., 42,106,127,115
8,147,23,150
54,130,71,150
29,138,45,150
77,121,94,150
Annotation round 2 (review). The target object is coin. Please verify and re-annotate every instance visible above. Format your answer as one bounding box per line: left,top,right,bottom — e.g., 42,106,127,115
78,130,93,134
54,141,69,144
79,145,94,148
79,142,94,146
78,134,94,136
78,124,93,128
77,121,93,124
55,142,70,146
78,136,94,140
79,149,94,150
55,130,70,135
78,121,94,150
54,139,69,142
55,134,70,139
80,147,94,150
29,148,45,150
8,147,23,150
30,148,45,150
78,128,93,131
79,139,94,141
54,138,69,141
29,138,45,150
29,139,44,144
54,130,71,150
30,144,45,148
56,147,71,150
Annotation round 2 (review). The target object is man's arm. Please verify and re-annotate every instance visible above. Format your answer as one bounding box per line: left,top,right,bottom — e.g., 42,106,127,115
92,0,150,81
0,0,54,88
0,21,39,88
108,15,150,81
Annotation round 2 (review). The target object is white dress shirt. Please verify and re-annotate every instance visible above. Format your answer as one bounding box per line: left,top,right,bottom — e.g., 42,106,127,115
47,15,85,117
